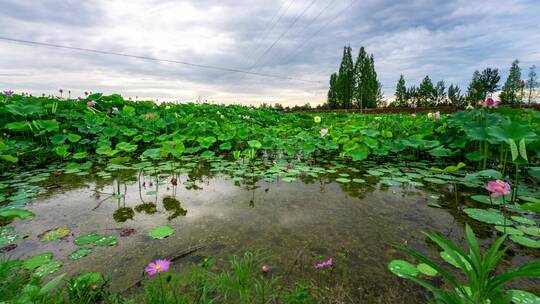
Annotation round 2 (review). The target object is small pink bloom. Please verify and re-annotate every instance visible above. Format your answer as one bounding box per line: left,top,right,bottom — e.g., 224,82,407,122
86,101,95,107
485,180,511,198
145,259,170,276
262,264,269,273
434,111,441,120
145,113,155,119
480,98,500,109
315,258,333,269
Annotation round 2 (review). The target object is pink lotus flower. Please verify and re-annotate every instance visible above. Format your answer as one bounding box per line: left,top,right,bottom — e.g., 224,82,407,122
315,258,333,269
320,128,329,137
434,111,441,120
480,98,500,109
485,180,511,198
145,113,155,119
262,264,269,273
2,90,13,97
86,101,95,107
145,259,170,276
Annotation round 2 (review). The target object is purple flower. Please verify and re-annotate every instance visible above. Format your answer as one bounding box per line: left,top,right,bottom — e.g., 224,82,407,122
3,90,13,97
86,101,95,107
145,113,155,119
315,258,333,269
145,259,170,276
262,264,269,273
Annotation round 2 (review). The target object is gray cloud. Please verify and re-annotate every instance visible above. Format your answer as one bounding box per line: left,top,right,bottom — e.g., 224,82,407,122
0,0,539,105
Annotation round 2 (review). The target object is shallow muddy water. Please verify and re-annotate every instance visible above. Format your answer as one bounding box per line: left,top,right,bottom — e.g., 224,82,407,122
3,162,540,303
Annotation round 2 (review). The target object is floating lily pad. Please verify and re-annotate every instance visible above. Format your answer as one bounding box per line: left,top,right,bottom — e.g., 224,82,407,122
352,178,366,183
517,226,540,237
335,178,351,183
495,226,524,235
388,260,418,278
33,260,62,278
0,208,35,219
510,235,540,248
423,177,447,184
463,208,511,226
148,226,175,239
69,248,93,260
417,263,438,276
23,253,53,269
471,195,504,205
94,236,118,246
511,216,536,226
0,226,18,245
282,177,295,183
40,227,70,241
510,289,540,304
74,232,102,245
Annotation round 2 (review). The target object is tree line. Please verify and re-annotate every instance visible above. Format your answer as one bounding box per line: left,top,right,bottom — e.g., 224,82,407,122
324,47,539,109
325,46,383,109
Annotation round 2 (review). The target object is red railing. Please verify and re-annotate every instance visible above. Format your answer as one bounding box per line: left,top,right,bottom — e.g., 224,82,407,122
291,104,540,114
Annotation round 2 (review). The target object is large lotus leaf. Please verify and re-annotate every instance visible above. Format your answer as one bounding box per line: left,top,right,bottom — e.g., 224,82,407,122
510,235,540,248
5,102,42,116
388,260,418,278
487,120,537,143
471,195,505,205
148,226,175,239
23,253,53,269
510,290,540,304
463,208,511,225
429,146,452,157
116,142,138,153
197,136,216,149
349,144,369,161
0,208,35,219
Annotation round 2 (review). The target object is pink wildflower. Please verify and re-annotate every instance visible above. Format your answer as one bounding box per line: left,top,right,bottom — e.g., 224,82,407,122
86,101,95,107
262,264,270,273
315,258,333,270
434,111,441,120
485,180,511,198
145,113,155,119
145,259,170,276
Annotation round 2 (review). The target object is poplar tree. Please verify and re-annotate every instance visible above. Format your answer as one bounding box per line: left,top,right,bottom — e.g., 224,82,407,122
526,65,538,104
501,60,522,104
395,74,407,106
327,73,339,109
336,46,354,108
353,47,367,109
418,76,435,105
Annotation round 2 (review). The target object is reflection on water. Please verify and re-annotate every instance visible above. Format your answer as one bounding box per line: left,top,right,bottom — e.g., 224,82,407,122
3,162,539,303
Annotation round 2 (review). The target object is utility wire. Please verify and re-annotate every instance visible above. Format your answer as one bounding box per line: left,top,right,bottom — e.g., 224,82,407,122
241,0,296,68
0,36,321,83
257,0,335,68
243,0,318,74
279,0,359,65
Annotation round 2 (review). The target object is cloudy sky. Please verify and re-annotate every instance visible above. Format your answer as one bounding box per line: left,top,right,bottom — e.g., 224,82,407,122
0,0,539,106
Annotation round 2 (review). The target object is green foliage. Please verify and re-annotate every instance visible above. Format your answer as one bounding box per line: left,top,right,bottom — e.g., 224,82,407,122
389,224,540,303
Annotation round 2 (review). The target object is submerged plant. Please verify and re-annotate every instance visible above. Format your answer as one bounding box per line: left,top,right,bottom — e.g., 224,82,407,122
388,224,540,303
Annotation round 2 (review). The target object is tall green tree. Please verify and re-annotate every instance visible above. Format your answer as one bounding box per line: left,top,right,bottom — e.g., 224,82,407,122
395,74,407,106
467,70,483,104
327,73,339,109
434,80,446,103
500,59,522,104
364,55,382,108
353,47,368,109
526,65,537,104
336,46,354,109
407,85,417,106
417,76,435,105
447,84,463,105
479,68,500,95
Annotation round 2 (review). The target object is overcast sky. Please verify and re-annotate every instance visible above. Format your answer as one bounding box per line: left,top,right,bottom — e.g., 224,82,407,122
0,0,539,106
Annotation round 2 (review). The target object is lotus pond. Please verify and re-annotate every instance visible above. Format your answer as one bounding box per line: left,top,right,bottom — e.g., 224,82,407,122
1,93,540,303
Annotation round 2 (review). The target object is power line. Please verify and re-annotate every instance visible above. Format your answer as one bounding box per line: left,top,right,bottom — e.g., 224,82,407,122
259,0,335,68
0,36,321,84
241,0,296,68
243,0,318,73
279,0,359,65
